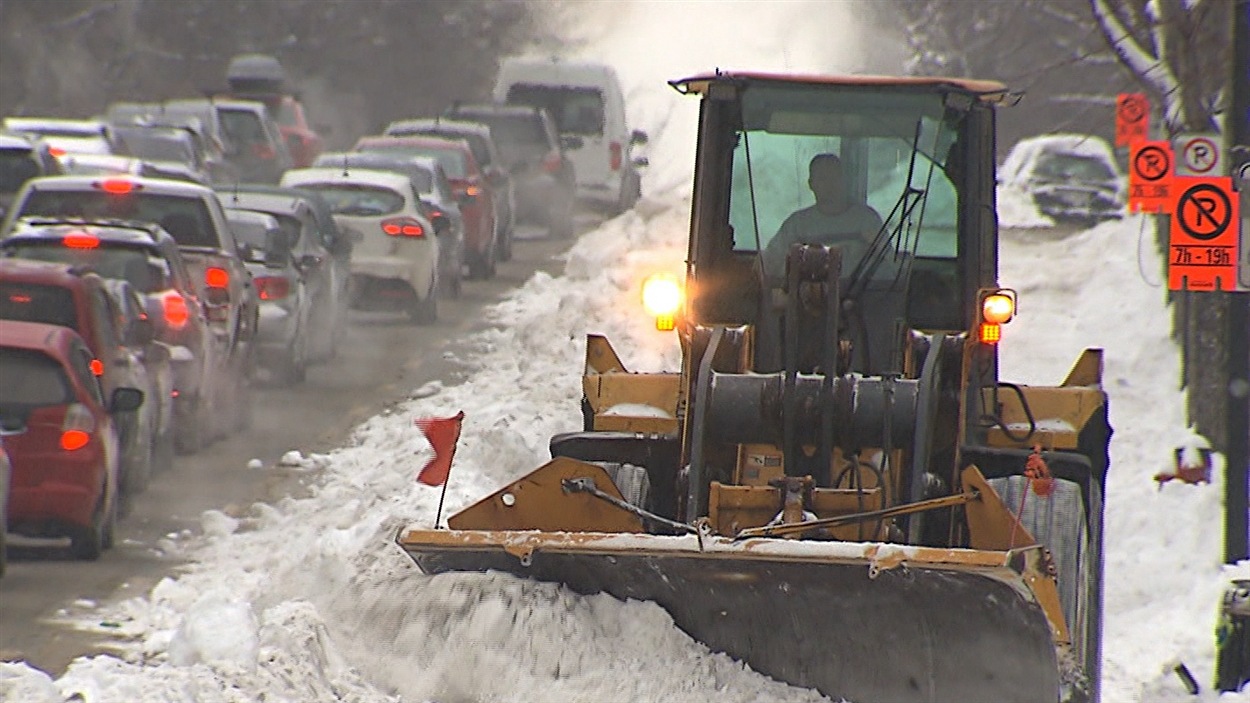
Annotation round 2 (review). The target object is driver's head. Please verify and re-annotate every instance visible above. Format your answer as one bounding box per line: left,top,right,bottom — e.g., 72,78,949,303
808,153,847,208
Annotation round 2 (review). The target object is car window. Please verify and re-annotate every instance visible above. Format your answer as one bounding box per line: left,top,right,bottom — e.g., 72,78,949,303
219,109,268,146
295,183,404,216
1033,153,1116,182
506,85,606,136
2,240,162,293
18,191,219,249
113,128,196,164
0,149,41,194
0,347,72,406
0,281,78,328
456,113,546,148
355,144,467,179
420,130,491,167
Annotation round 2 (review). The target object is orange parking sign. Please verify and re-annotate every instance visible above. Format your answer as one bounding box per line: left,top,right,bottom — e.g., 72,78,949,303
1116,93,1149,147
1168,176,1241,291
1129,141,1174,213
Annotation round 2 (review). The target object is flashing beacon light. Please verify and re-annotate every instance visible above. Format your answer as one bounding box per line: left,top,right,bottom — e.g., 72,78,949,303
978,288,1017,345
642,272,683,331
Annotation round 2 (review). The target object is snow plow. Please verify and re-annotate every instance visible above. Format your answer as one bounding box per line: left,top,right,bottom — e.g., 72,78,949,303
399,71,1111,703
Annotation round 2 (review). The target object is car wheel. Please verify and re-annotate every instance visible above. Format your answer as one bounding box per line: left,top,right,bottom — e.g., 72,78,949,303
175,393,209,455
153,428,175,474
409,281,438,325
498,221,514,262
70,487,114,560
273,337,308,387
468,247,496,280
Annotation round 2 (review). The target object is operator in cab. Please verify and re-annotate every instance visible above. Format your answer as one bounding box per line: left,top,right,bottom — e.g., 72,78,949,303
762,153,883,280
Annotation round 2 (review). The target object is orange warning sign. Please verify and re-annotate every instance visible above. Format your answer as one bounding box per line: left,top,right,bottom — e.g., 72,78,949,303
1129,140,1174,213
1168,176,1241,291
1116,93,1149,147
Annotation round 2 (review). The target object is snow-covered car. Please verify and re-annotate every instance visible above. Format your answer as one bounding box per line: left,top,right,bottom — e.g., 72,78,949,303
280,167,440,324
999,134,1125,227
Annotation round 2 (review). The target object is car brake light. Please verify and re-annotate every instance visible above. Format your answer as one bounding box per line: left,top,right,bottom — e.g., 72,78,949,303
90,358,104,376
255,276,290,300
610,141,623,171
381,217,425,238
542,152,562,174
8,293,32,304
252,143,276,159
60,403,96,451
96,178,137,194
205,267,229,288
465,185,482,197
48,146,67,158
162,290,189,330
63,232,100,249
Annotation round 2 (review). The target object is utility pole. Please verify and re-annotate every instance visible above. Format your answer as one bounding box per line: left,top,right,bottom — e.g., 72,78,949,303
1226,0,1249,568
1215,0,1250,693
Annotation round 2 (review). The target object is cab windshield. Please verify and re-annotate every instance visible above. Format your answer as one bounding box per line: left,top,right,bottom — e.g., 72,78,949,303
729,83,961,286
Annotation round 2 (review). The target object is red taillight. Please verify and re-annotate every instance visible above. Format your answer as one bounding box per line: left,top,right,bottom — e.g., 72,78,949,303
465,185,482,197
381,217,425,238
63,232,100,249
205,267,229,288
8,293,32,304
252,143,276,159
60,403,96,451
48,146,67,158
163,291,189,330
255,276,290,300
89,359,104,376
610,141,623,171
61,429,90,451
542,152,562,174
97,178,136,194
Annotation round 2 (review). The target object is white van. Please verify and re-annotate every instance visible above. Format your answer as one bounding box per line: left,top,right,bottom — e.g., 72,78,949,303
493,58,647,214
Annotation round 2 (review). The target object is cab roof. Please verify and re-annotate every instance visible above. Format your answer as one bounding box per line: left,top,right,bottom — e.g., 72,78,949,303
0,319,88,360
670,71,1009,101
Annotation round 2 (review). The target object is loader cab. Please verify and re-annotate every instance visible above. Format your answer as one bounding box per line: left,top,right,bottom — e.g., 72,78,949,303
675,73,1004,376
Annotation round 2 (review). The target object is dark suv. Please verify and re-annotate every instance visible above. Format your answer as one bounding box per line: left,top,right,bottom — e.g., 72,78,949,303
443,104,576,239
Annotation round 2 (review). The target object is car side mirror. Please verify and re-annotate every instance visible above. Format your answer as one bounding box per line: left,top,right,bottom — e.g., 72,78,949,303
298,253,323,269
632,156,650,168
630,129,649,145
110,387,145,413
560,135,584,151
127,317,155,346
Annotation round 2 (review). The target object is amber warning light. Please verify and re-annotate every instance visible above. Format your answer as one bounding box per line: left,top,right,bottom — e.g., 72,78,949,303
978,289,1017,345
642,273,683,331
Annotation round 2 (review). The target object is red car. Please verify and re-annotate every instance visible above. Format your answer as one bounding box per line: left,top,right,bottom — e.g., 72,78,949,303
354,135,500,279
1,320,143,559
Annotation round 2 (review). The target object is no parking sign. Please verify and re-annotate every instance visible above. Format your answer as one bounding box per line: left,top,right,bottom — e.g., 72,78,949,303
1168,176,1241,291
1175,133,1223,176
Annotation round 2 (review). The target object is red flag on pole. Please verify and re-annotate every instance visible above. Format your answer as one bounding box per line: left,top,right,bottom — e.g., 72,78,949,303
414,411,464,486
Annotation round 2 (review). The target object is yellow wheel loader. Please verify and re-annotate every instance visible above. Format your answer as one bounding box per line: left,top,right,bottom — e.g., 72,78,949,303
399,71,1111,703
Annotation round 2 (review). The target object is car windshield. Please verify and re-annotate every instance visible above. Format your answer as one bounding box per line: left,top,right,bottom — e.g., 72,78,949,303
0,149,40,194
729,83,961,284
506,85,605,136
295,183,404,216
355,144,466,179
454,113,547,152
0,347,72,407
1033,153,1115,182
0,281,79,329
2,240,162,292
113,129,195,164
18,190,218,249
219,109,268,146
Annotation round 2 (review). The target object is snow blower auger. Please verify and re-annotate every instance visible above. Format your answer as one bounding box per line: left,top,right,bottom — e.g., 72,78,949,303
399,71,1112,703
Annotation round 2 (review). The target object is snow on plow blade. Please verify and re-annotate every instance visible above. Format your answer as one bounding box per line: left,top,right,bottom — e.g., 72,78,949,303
397,529,1062,703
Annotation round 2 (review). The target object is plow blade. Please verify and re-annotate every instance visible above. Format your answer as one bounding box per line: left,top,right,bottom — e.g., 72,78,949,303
398,529,1063,703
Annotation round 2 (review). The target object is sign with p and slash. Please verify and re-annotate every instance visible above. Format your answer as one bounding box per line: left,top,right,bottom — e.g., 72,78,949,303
1168,176,1241,291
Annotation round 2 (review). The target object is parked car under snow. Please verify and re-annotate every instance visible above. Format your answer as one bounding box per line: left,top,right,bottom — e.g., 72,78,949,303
999,134,1125,227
